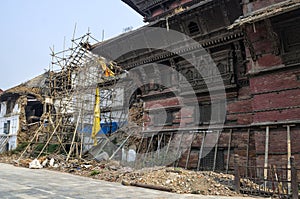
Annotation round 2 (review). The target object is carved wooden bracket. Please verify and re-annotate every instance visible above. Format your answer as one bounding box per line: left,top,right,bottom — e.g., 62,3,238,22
242,26,257,62
264,19,281,56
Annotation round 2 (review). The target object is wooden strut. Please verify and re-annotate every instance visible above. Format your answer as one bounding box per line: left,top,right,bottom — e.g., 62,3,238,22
155,134,164,166
264,126,270,190
143,133,155,166
226,129,232,173
134,134,145,168
109,132,133,160
66,110,81,162
185,132,195,169
286,125,292,195
197,131,206,171
163,132,173,165
48,114,68,156
174,132,184,168
246,128,250,176
37,118,63,159
17,124,45,162
213,130,220,172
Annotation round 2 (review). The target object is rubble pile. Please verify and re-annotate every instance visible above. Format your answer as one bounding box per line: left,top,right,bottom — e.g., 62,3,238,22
0,153,242,196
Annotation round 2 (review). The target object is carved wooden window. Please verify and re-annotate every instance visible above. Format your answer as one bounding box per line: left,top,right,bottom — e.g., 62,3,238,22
153,110,173,126
188,21,200,35
200,104,211,123
195,101,226,125
272,12,300,65
186,69,194,80
217,63,226,74
194,103,211,124
282,26,300,53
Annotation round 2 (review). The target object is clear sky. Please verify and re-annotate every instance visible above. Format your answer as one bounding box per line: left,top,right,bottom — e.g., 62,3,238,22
0,0,144,90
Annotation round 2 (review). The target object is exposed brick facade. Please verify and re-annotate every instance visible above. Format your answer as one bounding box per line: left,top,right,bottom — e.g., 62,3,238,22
94,0,300,172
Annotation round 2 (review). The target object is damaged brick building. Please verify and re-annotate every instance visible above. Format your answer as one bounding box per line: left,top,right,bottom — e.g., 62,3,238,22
0,73,48,152
90,0,300,172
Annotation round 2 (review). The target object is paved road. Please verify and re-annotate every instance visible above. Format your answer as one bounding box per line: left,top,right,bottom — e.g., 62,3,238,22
0,163,264,199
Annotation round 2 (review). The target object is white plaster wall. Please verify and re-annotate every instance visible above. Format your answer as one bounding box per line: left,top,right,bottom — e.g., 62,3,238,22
0,101,20,151
0,102,6,117
12,103,19,114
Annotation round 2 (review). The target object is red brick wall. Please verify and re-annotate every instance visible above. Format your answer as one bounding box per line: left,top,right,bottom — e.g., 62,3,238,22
144,97,180,109
250,69,300,123
250,69,300,93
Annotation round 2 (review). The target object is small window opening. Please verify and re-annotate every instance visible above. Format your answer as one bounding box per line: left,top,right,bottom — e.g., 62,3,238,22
188,21,200,34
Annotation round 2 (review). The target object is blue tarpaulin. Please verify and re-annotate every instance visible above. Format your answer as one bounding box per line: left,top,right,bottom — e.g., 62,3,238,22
80,121,126,135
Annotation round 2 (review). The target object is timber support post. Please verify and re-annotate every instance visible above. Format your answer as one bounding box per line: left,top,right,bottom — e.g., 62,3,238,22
291,156,298,199
234,154,240,193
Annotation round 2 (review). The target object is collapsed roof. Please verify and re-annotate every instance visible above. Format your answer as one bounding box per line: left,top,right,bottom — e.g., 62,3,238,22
0,72,49,102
